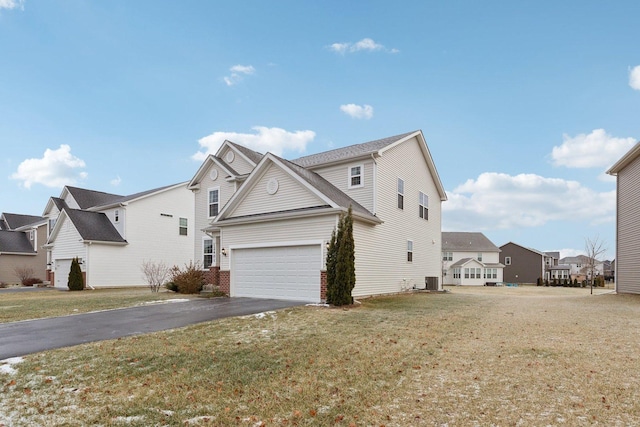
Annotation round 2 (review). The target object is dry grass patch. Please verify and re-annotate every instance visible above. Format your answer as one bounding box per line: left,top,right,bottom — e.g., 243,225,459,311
2,289,640,425
0,288,197,323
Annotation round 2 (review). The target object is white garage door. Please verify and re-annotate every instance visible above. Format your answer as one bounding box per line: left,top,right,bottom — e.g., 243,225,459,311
232,245,321,302
54,259,72,288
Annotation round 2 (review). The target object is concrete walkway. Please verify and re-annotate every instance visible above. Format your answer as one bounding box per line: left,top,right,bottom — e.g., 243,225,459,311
0,297,305,359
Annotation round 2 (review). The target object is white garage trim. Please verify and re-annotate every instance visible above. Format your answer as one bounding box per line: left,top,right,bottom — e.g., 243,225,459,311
230,242,323,302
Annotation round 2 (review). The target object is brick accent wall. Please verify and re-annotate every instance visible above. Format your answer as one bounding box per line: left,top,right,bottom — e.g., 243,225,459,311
205,266,220,287
320,270,327,302
219,270,230,295
48,271,54,285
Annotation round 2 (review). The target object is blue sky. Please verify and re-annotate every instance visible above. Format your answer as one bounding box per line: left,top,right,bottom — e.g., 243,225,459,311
1,1,639,260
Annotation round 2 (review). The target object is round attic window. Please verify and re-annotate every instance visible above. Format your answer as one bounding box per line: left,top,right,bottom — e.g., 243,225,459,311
209,169,218,181
266,178,279,195
226,151,235,163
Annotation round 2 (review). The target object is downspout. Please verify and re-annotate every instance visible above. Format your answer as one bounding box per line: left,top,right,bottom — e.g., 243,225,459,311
370,153,378,216
86,241,95,290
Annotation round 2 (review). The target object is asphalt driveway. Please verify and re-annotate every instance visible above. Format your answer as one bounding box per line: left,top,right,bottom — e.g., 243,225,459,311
0,297,305,359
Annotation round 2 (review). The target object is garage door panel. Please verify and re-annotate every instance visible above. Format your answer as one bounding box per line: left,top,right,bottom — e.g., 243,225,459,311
232,245,320,302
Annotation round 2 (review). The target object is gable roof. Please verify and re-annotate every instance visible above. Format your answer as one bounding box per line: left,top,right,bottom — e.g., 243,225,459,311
64,186,124,209
607,141,640,175
291,131,416,168
0,230,35,254
443,232,500,252
88,183,186,210
1,213,46,230
499,241,546,257
214,153,380,225
187,155,242,190
49,209,127,244
224,141,263,165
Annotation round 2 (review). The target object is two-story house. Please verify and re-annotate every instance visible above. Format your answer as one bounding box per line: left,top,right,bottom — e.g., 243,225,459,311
0,213,47,284
43,184,194,288
499,242,548,284
559,255,603,281
441,232,504,286
189,130,447,302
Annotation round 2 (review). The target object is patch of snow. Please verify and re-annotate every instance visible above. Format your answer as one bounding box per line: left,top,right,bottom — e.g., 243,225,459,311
252,311,276,319
139,299,190,306
113,415,146,423
306,303,330,307
184,415,215,424
0,357,23,375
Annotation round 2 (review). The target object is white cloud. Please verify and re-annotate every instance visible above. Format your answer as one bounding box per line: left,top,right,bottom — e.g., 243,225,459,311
329,38,398,54
550,129,636,169
443,172,615,231
0,0,24,10
340,103,374,119
10,145,87,189
193,126,316,160
630,65,640,91
110,175,122,186
223,64,255,86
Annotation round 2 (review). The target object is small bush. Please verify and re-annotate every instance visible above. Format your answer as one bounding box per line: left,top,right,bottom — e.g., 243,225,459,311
0,282,9,288
165,282,179,293
169,262,206,294
68,257,84,291
22,278,43,287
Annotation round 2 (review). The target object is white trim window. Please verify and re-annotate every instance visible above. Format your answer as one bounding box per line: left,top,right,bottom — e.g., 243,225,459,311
407,240,413,262
453,268,461,279
348,165,364,188
28,230,34,241
442,251,453,261
477,253,483,262
397,178,404,210
208,187,220,218
114,209,120,223
179,218,188,236
48,218,56,236
203,238,214,268
484,268,497,279
505,256,512,266
419,192,428,220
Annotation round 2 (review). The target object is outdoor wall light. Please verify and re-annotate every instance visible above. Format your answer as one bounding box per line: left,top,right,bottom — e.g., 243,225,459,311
221,248,227,256
326,242,330,250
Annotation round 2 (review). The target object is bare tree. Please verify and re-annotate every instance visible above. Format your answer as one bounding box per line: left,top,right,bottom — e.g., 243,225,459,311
141,260,170,293
13,266,35,285
585,235,607,294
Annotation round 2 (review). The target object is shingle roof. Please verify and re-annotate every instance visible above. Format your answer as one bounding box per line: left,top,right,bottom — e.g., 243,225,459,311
0,230,35,254
442,232,500,252
90,183,183,210
291,131,417,168
65,186,124,209
64,209,127,243
1,213,46,230
226,141,263,165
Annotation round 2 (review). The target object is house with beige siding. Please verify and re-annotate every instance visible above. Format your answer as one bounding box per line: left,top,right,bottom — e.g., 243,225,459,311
0,213,48,284
607,141,640,294
441,232,504,286
42,184,194,288
190,130,447,302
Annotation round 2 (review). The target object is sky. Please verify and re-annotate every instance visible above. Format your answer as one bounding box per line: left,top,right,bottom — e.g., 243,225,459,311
1,0,639,261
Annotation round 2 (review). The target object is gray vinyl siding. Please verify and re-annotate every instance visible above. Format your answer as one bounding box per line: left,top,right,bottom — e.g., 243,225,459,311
218,147,255,175
313,160,375,213
220,214,338,271
616,154,640,293
231,164,326,218
352,136,442,296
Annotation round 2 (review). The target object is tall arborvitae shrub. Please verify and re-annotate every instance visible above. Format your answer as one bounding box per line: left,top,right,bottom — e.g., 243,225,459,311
326,206,355,306
68,257,84,291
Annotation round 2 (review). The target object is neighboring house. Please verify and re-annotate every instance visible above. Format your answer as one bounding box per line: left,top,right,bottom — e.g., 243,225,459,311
499,242,547,284
42,184,194,288
607,142,640,294
559,255,604,281
441,232,504,286
190,130,447,302
0,213,47,284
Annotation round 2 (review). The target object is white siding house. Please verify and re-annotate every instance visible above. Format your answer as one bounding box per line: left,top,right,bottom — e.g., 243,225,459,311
44,183,194,289
192,130,447,302
441,232,504,286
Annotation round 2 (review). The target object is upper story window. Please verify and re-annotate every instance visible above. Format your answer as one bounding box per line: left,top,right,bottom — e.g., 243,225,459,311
407,240,413,262
179,218,188,236
419,192,428,220
397,178,404,209
477,253,483,262
203,238,213,268
28,230,34,241
442,252,453,261
349,165,363,188
505,256,512,265
48,218,57,235
209,188,220,218
114,210,120,223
